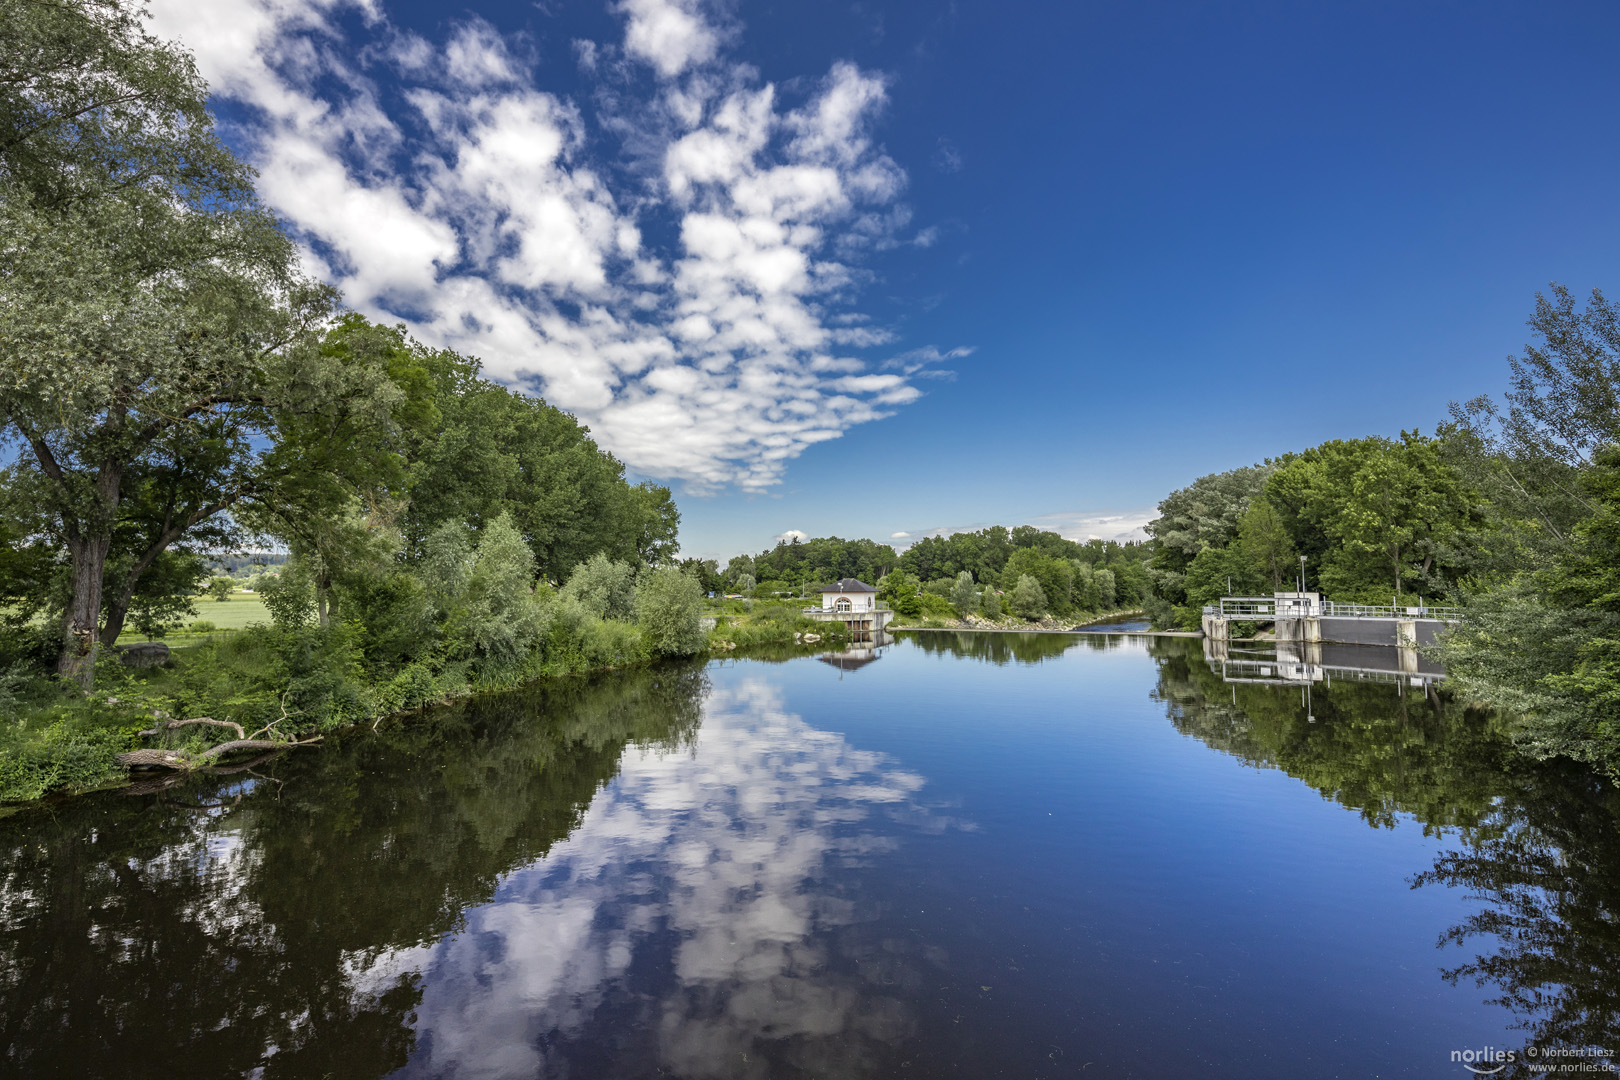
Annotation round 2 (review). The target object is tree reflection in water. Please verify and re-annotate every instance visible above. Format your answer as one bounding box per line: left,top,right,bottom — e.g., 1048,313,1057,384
0,664,708,1079
901,628,1134,666
1144,636,1620,1068
0,660,950,1079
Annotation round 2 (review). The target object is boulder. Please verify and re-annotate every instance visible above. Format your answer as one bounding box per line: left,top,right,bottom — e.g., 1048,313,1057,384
116,642,172,668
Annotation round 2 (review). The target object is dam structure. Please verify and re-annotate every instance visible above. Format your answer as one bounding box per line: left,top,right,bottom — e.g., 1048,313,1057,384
1200,592,1462,648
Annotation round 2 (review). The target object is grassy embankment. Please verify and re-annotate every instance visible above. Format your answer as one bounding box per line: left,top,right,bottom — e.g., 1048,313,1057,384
0,597,847,806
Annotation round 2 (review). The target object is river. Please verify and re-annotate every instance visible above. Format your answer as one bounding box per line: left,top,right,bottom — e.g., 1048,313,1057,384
2,633,1616,1078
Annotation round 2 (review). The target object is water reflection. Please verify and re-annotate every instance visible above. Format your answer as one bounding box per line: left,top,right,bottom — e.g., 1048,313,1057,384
1147,635,1620,1065
0,661,951,1079
1203,637,1446,690
389,676,942,1079
0,665,708,1078
819,629,894,675
900,628,1136,666
5,636,1620,1078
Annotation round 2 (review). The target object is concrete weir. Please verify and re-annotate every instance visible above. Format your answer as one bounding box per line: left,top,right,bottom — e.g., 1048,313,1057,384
1201,592,1460,648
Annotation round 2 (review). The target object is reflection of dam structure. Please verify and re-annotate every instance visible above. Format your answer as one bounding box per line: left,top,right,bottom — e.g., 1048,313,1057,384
818,631,893,675
1203,637,1445,689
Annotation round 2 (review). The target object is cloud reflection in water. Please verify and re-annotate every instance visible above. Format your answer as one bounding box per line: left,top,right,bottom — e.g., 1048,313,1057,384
373,677,947,1078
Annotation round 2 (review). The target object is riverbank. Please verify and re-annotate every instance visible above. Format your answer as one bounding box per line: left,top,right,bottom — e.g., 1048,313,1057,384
0,605,850,807
890,608,1157,634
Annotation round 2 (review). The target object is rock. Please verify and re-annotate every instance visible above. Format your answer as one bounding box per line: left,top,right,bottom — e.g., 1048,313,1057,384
802,633,820,643
115,642,171,668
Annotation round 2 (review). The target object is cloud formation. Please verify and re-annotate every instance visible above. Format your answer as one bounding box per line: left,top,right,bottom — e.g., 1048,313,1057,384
148,0,940,491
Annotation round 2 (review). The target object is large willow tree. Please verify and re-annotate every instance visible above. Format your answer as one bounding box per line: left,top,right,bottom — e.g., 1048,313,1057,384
0,0,336,684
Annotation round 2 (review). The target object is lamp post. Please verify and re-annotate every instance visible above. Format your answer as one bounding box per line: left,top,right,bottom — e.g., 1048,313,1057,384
1299,555,1307,595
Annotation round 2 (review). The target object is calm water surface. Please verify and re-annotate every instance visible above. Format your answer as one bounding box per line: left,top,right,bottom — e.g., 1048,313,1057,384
3,634,1619,1079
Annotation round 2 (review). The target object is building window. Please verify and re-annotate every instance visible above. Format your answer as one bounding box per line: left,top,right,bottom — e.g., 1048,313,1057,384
835,597,852,612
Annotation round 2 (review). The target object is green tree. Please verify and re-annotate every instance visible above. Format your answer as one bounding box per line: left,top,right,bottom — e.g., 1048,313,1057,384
734,573,757,594
635,566,705,656
1011,575,1047,620
460,513,545,672
631,482,680,568
877,571,923,619
0,1,336,684
980,586,1003,619
1094,568,1117,610
208,577,234,603
1002,548,1074,616
1237,497,1296,590
1329,433,1482,598
560,553,636,621
949,571,978,616
1146,464,1276,607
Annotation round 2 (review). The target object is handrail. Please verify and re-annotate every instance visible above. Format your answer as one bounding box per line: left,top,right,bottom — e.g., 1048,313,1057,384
1206,597,1464,621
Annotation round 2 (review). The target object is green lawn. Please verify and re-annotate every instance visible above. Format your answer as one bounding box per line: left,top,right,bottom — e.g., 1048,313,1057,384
114,592,272,647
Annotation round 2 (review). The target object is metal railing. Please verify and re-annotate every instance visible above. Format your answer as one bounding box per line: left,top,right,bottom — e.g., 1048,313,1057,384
1213,597,1277,618
801,603,892,616
1204,597,1464,621
1210,658,1444,687
1319,601,1464,621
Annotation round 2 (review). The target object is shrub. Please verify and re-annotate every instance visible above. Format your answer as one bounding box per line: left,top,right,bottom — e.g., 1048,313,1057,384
189,620,217,634
258,564,316,629
637,566,706,656
560,552,636,621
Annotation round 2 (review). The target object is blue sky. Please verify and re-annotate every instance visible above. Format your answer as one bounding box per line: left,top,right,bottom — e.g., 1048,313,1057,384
150,0,1620,560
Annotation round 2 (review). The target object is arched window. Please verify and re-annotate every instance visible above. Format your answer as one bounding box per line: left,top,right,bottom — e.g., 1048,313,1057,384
835,596,852,612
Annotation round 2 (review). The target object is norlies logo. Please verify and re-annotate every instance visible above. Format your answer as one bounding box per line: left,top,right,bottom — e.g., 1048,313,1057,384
1452,1047,1516,1074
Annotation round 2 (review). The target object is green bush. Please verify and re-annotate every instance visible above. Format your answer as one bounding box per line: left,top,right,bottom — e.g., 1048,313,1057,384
636,566,706,657
560,552,636,621
188,620,217,634
0,722,129,802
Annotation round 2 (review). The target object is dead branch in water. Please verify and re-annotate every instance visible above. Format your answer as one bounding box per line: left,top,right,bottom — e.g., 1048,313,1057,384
117,730,322,772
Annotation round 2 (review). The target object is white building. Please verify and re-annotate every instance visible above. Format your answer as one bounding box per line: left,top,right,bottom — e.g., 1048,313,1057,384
815,578,878,613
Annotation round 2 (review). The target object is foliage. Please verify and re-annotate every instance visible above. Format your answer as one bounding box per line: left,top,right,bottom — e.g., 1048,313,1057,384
981,586,1002,619
635,566,705,657
949,571,978,616
560,553,637,621
258,564,317,631
208,577,234,602
877,571,923,619
1237,498,1296,590
1010,574,1048,620
1146,463,1276,608
1002,548,1074,616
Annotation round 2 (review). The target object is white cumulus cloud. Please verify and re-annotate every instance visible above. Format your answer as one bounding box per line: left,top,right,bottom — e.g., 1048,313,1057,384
147,0,950,492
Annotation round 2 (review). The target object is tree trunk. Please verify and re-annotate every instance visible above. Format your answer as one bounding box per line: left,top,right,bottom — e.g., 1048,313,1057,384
59,534,112,687
100,589,132,649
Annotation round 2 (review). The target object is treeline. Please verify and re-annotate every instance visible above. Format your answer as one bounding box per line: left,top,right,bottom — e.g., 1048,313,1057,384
1144,285,1620,775
1146,432,1482,627
0,2,707,798
714,526,1153,622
